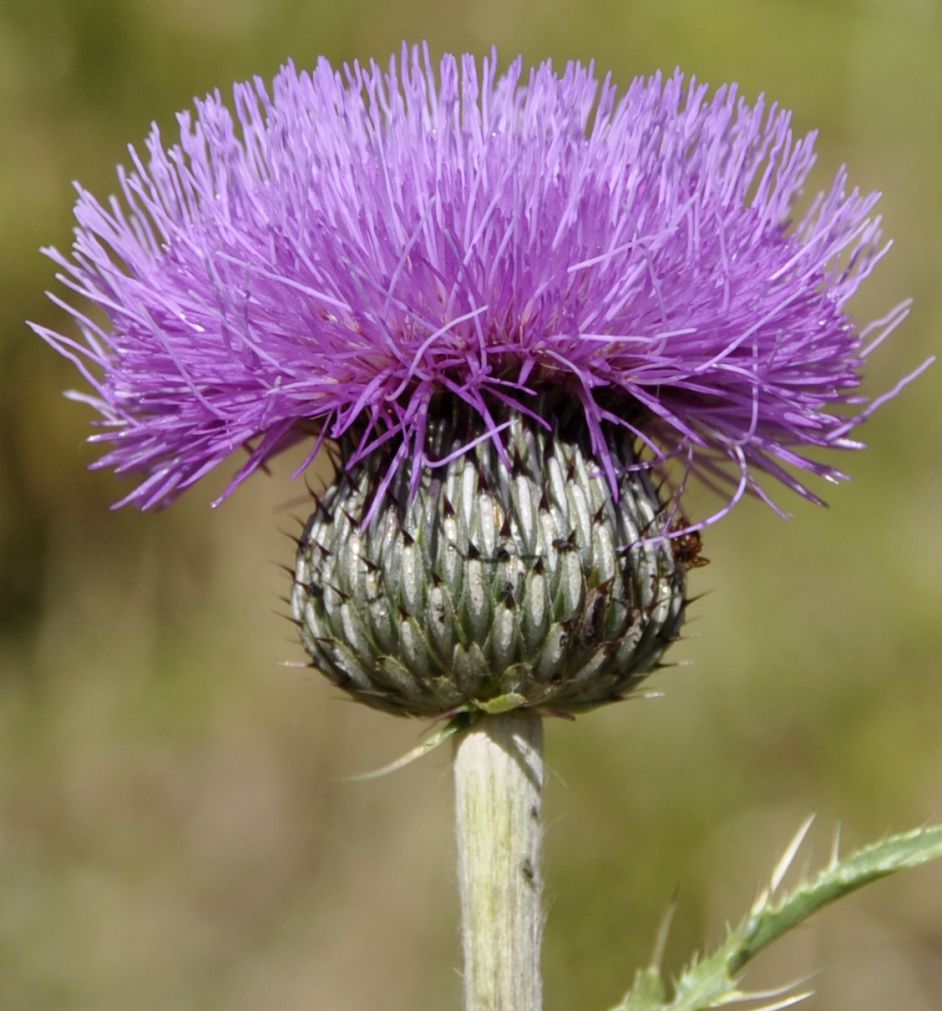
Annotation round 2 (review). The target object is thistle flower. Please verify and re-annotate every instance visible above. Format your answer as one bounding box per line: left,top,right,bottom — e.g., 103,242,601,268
36,49,933,1011
35,45,918,716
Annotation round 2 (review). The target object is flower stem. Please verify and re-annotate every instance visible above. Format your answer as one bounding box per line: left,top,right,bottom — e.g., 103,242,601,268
453,711,544,1011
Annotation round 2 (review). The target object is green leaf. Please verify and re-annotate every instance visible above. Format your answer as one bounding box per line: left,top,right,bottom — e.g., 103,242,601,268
339,713,469,780
608,821,942,1011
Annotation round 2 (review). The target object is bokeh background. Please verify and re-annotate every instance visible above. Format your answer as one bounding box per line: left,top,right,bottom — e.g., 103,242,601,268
2,1,940,1008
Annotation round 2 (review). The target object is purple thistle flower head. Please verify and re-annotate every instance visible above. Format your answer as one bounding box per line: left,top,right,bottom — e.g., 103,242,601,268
34,43,924,524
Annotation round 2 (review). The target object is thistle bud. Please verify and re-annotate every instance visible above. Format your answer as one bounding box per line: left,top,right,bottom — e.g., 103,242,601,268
292,403,686,717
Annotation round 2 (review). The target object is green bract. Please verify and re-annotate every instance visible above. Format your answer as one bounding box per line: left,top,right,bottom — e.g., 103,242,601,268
293,404,688,717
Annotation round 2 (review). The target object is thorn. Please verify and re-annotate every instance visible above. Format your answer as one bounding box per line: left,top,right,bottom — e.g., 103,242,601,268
649,891,677,970
738,984,815,1011
302,471,318,496
551,530,577,552
357,553,380,573
385,486,403,512
273,609,304,627
325,441,342,469
542,707,577,721
683,589,715,606
769,815,816,896
277,525,305,548
829,823,842,869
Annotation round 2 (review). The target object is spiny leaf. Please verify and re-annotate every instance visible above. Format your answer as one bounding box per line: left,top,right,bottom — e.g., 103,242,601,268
736,823,942,970
608,822,942,1011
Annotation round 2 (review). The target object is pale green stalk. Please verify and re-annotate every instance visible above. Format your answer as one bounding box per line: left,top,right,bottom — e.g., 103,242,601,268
453,711,544,1011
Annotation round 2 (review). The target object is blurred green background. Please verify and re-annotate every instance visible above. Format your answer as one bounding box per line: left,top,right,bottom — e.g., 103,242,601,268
2,1,940,1008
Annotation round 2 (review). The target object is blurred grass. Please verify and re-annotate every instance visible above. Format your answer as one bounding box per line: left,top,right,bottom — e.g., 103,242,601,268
2,1,940,1009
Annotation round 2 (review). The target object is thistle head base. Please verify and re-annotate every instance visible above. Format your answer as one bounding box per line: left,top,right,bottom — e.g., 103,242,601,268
292,402,687,718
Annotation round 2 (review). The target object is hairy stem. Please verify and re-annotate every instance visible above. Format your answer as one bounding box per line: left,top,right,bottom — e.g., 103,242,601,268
453,711,544,1011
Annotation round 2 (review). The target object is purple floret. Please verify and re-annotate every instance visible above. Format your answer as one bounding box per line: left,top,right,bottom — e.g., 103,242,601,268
34,43,924,521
